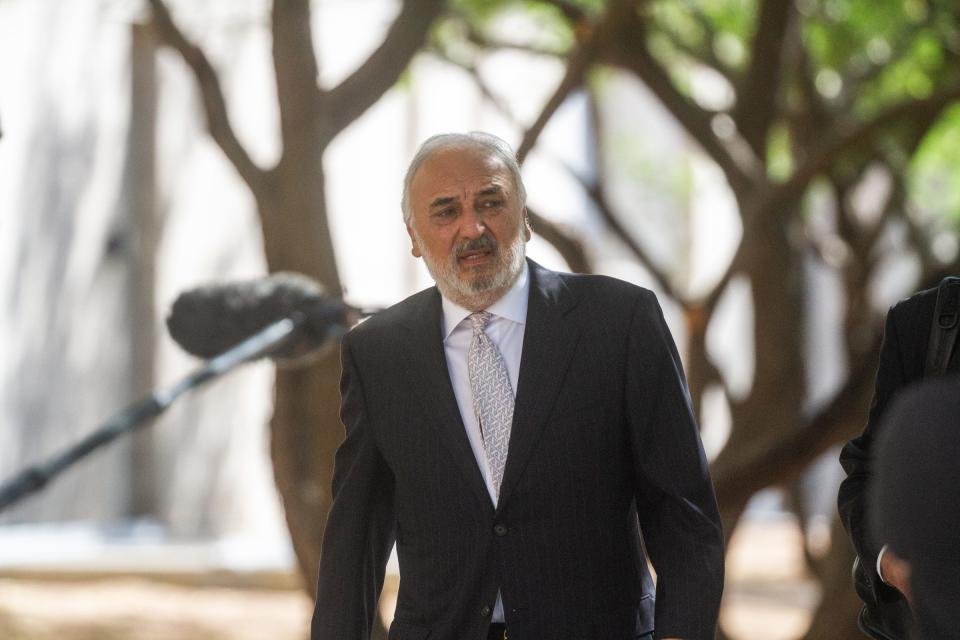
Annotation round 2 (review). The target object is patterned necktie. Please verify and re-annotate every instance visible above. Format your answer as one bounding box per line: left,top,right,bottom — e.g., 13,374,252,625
467,311,515,500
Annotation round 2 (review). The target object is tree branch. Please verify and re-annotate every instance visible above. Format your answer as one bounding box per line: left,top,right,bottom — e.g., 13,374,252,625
685,318,726,425
526,206,592,274
425,49,521,126
586,87,682,300
681,6,735,81
657,27,734,89
792,28,831,129
515,36,597,164
147,0,267,194
694,235,746,317
711,256,960,510
733,0,794,155
271,0,323,156
597,1,762,195
536,0,591,24
326,0,447,135
461,23,568,59
830,98,942,273
860,187,898,272
837,14,934,110
566,164,681,300
775,84,960,205
711,329,881,509
921,252,960,290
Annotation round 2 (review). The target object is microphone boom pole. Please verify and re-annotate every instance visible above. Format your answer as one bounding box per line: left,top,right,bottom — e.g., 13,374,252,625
0,315,305,513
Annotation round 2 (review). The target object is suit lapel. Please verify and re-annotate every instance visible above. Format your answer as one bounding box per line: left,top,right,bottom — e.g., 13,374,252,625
400,288,493,512
497,261,581,511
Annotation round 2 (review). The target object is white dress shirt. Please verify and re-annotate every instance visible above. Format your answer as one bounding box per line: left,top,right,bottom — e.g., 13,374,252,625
440,261,529,623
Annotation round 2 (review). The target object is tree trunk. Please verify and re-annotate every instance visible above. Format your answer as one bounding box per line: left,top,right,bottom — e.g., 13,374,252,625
713,200,806,531
270,352,343,596
257,156,344,597
802,515,867,640
128,21,161,517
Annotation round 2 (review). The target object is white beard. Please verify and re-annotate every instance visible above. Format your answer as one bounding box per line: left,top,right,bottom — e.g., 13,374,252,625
414,226,526,311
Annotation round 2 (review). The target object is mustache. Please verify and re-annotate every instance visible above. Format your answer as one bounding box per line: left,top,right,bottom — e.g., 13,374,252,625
455,234,498,258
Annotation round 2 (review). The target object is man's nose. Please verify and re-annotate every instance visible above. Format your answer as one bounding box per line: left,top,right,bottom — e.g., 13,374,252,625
459,206,487,238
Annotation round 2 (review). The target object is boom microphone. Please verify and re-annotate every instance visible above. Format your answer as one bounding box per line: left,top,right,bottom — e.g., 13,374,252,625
166,272,373,361
0,273,379,513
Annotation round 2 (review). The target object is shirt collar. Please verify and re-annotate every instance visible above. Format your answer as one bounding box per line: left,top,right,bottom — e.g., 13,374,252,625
441,260,530,340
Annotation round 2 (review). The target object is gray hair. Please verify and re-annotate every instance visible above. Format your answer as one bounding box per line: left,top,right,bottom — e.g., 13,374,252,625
401,132,527,224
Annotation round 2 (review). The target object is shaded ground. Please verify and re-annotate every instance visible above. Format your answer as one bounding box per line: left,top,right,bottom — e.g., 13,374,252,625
0,518,817,640
0,579,313,640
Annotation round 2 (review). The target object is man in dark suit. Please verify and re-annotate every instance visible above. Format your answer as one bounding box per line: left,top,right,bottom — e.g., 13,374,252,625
311,132,724,640
869,376,960,639
838,283,960,638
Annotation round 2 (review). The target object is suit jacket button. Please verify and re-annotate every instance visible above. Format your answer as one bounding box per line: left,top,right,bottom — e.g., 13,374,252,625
494,524,508,536
480,604,492,617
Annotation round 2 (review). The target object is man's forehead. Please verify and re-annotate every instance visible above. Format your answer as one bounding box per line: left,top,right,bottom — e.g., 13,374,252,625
411,146,512,193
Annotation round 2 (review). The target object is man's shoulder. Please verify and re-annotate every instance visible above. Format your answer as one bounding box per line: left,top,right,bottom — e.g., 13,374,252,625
540,264,657,307
883,277,960,365
344,285,438,344
890,284,939,317
889,275,960,316
886,280,952,338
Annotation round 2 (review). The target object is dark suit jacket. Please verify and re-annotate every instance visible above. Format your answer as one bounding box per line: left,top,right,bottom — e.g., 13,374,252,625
312,260,724,640
838,286,960,637
869,377,960,640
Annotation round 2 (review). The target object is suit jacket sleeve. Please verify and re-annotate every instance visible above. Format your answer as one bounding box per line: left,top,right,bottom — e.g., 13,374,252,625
312,334,396,640
837,305,908,602
625,290,725,640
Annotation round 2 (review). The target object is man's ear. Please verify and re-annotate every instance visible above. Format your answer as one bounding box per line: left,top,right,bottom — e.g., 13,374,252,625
406,222,423,258
522,209,532,242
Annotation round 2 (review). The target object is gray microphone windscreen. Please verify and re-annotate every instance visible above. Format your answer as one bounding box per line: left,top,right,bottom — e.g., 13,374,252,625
166,272,348,360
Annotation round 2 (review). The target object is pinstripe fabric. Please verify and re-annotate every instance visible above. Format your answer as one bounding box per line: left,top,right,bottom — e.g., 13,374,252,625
312,260,725,640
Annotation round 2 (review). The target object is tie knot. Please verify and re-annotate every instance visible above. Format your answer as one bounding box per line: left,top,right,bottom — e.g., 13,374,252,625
469,311,493,332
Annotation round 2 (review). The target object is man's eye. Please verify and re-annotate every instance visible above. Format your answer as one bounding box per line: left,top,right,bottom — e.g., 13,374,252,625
434,208,456,218
481,199,503,208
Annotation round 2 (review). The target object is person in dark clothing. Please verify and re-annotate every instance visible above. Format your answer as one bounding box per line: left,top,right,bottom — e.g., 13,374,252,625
838,281,959,638
311,133,724,640
869,376,960,640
